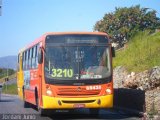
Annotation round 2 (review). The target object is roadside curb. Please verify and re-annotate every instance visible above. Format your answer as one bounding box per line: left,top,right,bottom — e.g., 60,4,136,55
1,94,18,97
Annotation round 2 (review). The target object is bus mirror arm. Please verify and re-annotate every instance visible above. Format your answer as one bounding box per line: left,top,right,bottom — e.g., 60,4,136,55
38,48,43,64
111,47,115,57
40,45,46,54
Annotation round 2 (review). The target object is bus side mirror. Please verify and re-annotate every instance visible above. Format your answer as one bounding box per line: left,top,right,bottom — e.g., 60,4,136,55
38,49,43,64
111,47,115,57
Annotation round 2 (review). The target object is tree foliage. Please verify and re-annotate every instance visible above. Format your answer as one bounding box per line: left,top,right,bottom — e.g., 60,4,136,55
94,5,160,47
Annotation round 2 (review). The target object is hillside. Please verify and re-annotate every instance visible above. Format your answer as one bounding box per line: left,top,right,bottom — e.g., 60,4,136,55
0,56,17,70
113,31,160,72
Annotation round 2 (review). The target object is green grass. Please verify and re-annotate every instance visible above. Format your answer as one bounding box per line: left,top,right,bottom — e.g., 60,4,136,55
113,31,160,72
2,84,18,95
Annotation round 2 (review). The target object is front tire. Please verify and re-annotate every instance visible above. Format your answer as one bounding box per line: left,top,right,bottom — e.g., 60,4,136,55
38,107,46,116
23,87,30,108
35,93,46,116
24,100,30,108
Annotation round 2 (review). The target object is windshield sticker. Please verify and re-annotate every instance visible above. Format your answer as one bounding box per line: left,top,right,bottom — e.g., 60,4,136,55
51,68,73,78
80,70,102,79
81,75,102,79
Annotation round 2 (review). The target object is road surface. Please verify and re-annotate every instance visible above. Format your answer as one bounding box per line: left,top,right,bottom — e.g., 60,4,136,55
0,94,140,120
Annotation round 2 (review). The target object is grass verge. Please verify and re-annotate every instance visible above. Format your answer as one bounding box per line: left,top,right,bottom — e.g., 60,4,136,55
2,83,18,95
113,31,160,72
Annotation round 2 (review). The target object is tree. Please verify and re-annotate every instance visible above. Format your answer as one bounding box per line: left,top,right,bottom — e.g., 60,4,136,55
94,5,160,48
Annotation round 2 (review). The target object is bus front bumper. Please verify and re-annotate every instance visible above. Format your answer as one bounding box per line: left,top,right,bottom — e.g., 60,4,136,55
42,95,113,109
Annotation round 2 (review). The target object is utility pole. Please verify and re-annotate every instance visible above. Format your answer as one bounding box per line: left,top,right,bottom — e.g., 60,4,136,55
5,67,9,93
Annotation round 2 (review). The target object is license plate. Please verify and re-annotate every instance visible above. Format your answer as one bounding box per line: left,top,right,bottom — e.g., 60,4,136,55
73,104,85,108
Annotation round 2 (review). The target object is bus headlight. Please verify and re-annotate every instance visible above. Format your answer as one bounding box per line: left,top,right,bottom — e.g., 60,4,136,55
46,89,52,96
18,88,20,91
105,88,112,94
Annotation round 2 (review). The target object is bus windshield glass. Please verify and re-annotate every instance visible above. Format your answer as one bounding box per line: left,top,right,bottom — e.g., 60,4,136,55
44,35,111,80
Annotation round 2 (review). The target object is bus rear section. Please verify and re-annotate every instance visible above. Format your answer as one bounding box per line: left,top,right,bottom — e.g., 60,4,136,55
17,52,24,100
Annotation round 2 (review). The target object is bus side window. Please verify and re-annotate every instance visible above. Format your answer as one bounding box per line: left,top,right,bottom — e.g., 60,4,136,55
22,52,25,70
23,52,25,70
28,50,30,70
32,46,35,69
29,49,31,69
29,48,32,69
26,50,29,70
17,54,20,72
25,51,27,70
35,44,39,68
34,45,38,68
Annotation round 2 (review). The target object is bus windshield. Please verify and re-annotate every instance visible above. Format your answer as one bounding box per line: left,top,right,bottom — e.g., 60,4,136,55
44,35,111,81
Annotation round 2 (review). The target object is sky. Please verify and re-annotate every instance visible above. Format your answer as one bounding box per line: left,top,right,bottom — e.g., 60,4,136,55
0,0,160,57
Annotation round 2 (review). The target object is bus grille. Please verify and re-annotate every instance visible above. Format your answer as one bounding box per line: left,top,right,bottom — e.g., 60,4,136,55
56,88,100,96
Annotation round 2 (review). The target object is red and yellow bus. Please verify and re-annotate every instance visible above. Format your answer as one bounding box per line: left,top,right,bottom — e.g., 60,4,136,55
17,32,115,115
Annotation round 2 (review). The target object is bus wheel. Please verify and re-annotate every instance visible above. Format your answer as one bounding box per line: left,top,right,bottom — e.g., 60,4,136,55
23,90,30,108
24,100,30,108
35,96,46,116
89,108,99,117
38,107,46,116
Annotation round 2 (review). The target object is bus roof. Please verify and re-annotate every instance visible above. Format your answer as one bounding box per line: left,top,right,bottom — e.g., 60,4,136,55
44,32,108,36
19,32,109,53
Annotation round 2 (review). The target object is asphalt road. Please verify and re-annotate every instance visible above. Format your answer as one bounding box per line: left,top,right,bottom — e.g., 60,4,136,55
0,94,140,120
